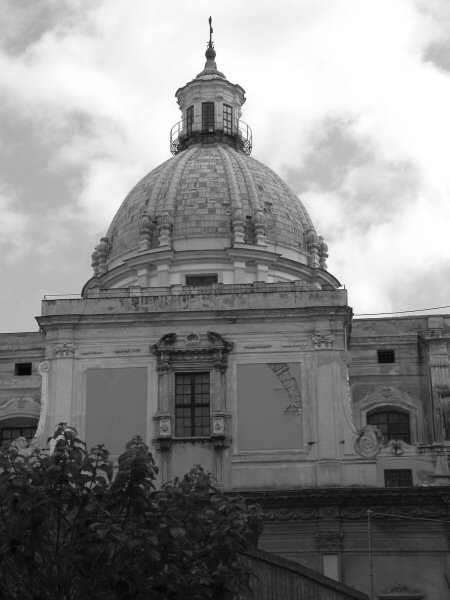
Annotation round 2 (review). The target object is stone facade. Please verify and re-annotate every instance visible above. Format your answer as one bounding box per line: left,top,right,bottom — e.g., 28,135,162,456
1,34,449,600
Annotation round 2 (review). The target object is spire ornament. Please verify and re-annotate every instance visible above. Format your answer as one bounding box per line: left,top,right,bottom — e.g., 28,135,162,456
204,16,217,65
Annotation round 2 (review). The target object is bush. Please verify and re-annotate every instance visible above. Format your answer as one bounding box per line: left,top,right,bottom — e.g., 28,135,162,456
0,424,263,600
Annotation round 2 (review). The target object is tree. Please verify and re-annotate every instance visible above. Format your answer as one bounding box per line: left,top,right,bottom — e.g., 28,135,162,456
0,424,263,600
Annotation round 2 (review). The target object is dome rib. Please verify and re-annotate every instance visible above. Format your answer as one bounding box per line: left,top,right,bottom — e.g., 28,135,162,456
236,149,261,214
216,145,242,213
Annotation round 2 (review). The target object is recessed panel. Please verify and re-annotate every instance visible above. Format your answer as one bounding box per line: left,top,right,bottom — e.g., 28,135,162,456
237,363,303,451
86,368,147,455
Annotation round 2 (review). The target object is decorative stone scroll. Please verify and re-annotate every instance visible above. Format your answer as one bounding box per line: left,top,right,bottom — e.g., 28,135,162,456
354,425,383,457
306,227,320,268
312,334,334,349
317,236,328,270
253,210,267,245
316,530,344,551
157,211,173,247
53,343,77,358
231,207,245,243
91,236,109,276
378,583,422,599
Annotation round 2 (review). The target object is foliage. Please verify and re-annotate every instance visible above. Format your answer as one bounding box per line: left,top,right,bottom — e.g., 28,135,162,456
0,424,263,600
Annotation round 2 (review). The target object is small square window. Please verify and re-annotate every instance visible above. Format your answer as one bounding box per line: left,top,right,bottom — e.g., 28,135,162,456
14,363,32,376
384,469,413,487
377,349,395,363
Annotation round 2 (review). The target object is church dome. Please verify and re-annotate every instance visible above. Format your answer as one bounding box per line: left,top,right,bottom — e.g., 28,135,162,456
106,145,316,261
84,26,338,293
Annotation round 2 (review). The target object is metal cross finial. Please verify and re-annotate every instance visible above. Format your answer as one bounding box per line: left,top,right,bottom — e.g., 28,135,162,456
208,16,213,47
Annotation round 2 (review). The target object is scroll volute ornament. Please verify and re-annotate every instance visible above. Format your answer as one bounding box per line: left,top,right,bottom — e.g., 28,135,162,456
354,424,383,457
91,237,110,276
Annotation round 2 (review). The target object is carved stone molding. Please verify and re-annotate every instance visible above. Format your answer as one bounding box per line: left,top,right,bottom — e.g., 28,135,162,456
150,331,233,371
53,343,77,358
267,363,302,415
378,583,422,599
354,425,383,457
340,349,352,365
32,361,50,448
264,508,319,521
312,334,334,349
185,332,201,345
0,396,40,412
316,530,344,551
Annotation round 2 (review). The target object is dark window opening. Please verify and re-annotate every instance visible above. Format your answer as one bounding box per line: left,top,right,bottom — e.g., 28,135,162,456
223,104,233,135
185,274,218,286
175,372,210,437
384,469,413,487
186,106,194,135
377,349,395,363
15,363,32,376
202,102,215,133
367,409,411,443
0,417,38,448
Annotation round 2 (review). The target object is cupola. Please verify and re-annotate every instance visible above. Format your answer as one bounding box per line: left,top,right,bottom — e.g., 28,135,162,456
170,18,252,155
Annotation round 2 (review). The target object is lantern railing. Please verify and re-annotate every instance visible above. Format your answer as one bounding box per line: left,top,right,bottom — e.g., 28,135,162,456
170,117,252,155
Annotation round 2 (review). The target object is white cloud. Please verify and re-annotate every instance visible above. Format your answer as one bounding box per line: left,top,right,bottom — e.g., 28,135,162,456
0,187,30,262
1,0,450,330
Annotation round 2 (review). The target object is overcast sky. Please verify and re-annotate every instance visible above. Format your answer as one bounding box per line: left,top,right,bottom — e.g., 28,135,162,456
1,0,450,333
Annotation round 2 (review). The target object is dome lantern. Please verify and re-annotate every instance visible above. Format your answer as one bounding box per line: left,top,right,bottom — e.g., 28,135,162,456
170,17,252,156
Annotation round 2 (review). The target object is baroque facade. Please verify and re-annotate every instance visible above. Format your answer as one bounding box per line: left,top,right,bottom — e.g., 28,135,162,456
1,31,450,600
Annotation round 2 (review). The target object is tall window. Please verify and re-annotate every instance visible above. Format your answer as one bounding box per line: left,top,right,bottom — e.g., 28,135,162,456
367,409,410,443
175,372,210,437
186,106,194,135
223,104,233,135
202,102,215,132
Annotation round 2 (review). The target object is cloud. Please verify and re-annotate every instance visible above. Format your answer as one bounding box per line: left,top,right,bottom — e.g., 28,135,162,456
1,0,450,330
0,185,31,262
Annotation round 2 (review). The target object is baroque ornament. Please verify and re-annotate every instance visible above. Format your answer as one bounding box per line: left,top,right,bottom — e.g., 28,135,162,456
53,343,77,358
316,530,344,551
312,334,334,349
354,425,383,457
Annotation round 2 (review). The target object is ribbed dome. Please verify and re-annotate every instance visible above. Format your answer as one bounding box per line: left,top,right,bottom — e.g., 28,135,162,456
106,144,316,262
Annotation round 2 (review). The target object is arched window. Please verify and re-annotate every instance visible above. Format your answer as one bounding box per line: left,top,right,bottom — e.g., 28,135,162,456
367,409,410,443
0,417,38,448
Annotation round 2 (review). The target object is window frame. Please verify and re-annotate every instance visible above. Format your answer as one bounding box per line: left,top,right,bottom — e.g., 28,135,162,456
174,371,211,438
367,408,411,443
384,469,413,488
186,105,194,135
1,425,37,448
377,349,396,363
223,103,233,135
14,362,32,376
202,102,215,133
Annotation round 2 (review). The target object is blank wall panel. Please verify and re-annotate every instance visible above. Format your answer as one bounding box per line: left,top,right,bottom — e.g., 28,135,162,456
86,367,147,455
237,363,303,451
